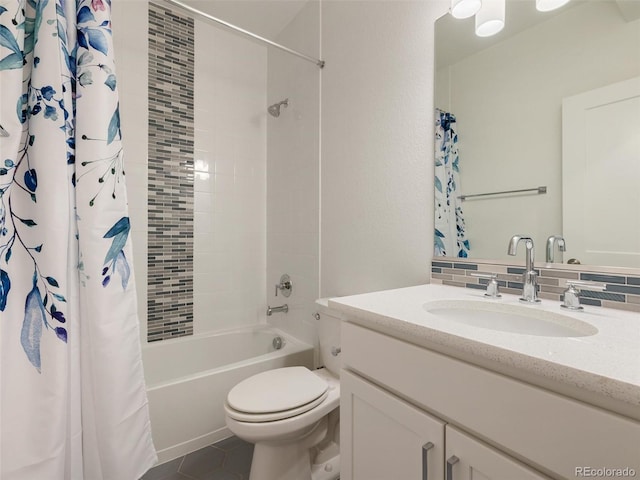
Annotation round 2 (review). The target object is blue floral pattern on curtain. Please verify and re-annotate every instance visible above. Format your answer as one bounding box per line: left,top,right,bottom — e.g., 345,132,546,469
434,110,470,258
0,0,156,478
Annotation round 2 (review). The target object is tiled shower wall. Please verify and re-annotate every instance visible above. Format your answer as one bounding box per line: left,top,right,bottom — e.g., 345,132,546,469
116,3,271,343
431,259,640,313
192,19,267,334
147,4,195,341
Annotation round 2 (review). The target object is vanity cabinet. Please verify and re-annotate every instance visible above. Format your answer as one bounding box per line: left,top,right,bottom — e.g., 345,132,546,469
340,321,640,480
342,370,549,480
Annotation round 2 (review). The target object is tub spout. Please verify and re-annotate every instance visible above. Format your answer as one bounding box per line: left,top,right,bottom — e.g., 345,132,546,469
267,304,288,316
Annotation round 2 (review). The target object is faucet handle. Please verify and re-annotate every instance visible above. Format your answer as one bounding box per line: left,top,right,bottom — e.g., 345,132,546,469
275,274,292,297
561,281,606,310
471,273,502,298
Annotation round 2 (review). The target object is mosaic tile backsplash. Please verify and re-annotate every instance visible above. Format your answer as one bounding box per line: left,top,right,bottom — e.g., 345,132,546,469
147,4,195,341
431,259,640,313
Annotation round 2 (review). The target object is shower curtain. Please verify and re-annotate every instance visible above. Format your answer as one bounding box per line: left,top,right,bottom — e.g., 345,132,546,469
0,0,156,478
434,110,470,257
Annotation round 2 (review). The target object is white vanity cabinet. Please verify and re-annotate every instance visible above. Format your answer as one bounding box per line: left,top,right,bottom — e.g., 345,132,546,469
340,321,640,480
342,370,549,480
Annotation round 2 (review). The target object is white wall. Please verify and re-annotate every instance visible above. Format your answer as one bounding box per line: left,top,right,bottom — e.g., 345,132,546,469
436,1,640,260
320,1,448,297
266,2,321,347
193,22,268,334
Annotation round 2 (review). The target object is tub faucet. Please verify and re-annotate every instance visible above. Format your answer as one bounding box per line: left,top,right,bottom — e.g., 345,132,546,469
267,304,288,316
507,235,540,304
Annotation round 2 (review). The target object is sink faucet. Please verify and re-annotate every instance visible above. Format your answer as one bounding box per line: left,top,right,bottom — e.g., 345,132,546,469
507,235,541,304
546,235,566,263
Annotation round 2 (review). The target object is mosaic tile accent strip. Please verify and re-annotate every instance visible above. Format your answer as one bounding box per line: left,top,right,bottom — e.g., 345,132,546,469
147,4,195,342
431,259,640,313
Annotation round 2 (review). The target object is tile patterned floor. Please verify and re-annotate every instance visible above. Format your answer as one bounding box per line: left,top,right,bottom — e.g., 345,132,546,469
141,436,254,480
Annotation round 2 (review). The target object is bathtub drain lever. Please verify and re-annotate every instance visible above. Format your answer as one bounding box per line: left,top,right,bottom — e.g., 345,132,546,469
267,304,289,316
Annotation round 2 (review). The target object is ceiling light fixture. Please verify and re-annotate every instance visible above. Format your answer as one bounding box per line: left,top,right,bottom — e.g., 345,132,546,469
475,0,506,37
451,0,482,19
452,0,573,38
536,0,571,12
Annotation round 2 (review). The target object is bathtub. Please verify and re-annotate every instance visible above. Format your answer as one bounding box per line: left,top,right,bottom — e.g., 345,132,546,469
143,325,314,463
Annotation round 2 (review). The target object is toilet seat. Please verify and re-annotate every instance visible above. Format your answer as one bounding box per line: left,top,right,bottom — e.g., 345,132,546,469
225,391,329,422
226,367,329,423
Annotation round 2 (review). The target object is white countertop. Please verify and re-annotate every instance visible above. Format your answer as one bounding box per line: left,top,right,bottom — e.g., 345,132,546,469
329,284,640,416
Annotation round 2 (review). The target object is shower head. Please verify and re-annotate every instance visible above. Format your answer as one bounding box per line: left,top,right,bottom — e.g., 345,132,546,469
268,98,289,118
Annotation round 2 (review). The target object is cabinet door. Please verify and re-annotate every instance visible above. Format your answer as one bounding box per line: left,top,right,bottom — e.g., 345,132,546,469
445,426,550,480
341,370,445,480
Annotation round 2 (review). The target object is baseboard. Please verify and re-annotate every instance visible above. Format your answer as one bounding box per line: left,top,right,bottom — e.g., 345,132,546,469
154,426,233,465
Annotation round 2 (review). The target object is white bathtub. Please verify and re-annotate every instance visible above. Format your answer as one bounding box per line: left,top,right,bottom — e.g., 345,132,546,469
143,325,314,463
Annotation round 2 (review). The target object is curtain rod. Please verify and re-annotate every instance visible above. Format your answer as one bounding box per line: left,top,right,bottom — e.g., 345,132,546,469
161,0,325,69
458,186,547,202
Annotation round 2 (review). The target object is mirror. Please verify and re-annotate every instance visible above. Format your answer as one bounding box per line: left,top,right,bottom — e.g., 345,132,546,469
434,0,640,268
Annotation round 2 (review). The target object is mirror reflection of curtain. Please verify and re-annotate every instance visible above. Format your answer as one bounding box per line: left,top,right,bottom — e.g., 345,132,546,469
434,110,470,257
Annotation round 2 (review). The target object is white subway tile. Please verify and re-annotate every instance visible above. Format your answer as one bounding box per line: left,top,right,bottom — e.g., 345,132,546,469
214,173,235,194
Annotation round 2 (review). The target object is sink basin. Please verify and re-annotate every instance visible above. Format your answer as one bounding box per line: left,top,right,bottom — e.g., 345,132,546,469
423,300,598,337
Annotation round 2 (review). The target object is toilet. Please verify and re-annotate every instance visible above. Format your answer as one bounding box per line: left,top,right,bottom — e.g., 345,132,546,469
224,299,342,480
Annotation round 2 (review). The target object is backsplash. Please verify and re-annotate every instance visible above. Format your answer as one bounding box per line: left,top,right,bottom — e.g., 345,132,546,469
147,4,195,341
431,259,640,313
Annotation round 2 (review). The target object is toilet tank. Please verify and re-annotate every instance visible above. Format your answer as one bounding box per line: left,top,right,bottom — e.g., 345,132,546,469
315,298,343,377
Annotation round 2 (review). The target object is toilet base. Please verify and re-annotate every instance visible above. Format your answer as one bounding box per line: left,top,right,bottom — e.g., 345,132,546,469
311,450,340,480
249,441,313,480
248,417,328,480
249,445,339,480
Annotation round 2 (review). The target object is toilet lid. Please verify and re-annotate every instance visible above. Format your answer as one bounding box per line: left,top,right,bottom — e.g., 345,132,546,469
227,366,329,415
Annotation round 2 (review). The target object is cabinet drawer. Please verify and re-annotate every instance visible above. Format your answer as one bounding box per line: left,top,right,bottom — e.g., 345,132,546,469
342,322,640,479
